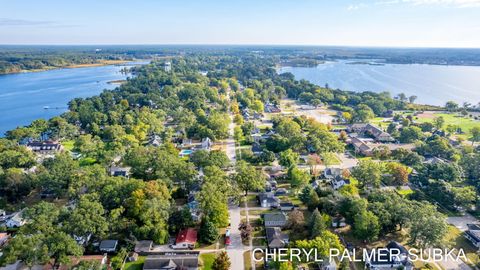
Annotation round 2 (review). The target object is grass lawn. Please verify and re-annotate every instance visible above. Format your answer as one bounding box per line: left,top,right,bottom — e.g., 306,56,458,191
243,251,253,270
413,112,480,137
79,157,97,166
444,225,480,267
200,253,216,270
247,209,271,216
252,237,266,247
198,235,225,250
123,256,145,270
370,117,392,127
396,189,414,196
322,152,341,166
244,194,258,208
62,140,75,151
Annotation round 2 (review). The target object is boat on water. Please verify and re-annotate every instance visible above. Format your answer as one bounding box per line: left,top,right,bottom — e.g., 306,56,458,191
43,106,50,109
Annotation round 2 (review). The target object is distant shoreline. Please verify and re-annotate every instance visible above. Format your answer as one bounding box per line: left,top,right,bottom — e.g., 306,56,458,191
0,59,134,75
107,79,128,85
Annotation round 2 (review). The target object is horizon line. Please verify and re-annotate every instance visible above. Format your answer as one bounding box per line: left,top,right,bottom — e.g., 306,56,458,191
1,43,480,50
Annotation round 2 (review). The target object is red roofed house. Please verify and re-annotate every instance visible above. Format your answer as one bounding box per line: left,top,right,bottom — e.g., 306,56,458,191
0,232,10,246
171,228,197,250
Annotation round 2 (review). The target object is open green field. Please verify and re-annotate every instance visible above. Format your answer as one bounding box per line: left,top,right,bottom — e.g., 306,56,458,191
372,111,480,139
414,112,480,134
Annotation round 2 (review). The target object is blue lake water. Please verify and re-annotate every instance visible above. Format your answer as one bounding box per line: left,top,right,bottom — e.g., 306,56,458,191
0,62,145,136
278,60,480,107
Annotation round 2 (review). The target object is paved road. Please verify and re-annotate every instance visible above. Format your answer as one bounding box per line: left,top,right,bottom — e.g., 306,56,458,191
227,205,245,270
225,88,248,270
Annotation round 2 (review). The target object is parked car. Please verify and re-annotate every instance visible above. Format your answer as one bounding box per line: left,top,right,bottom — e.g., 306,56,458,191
225,236,231,246
225,229,231,245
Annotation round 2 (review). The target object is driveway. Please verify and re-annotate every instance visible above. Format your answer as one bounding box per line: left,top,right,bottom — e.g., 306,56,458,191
337,153,358,169
447,213,478,232
227,206,246,270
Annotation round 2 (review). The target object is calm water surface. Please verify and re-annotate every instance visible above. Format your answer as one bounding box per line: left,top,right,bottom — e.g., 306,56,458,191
278,60,480,106
0,62,145,136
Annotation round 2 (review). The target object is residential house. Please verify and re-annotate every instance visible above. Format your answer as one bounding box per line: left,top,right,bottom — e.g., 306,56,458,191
365,241,413,270
147,135,162,147
0,233,10,246
331,176,350,190
258,192,280,208
364,124,395,142
263,212,287,227
201,137,212,150
324,167,343,180
135,240,153,253
347,123,368,133
265,103,281,113
5,211,26,228
265,181,273,192
262,129,276,140
73,233,92,246
143,252,199,270
279,202,295,211
269,172,284,183
265,227,289,250
253,112,263,120
251,142,263,154
465,224,480,248
265,179,279,192
26,141,63,154
109,166,131,178
99,240,118,253
0,209,6,223
251,134,262,143
350,137,374,156
181,138,193,148
311,180,322,190
274,188,288,196
423,156,448,165
171,228,197,250
187,195,201,222
348,123,395,142
267,180,278,189
332,215,347,228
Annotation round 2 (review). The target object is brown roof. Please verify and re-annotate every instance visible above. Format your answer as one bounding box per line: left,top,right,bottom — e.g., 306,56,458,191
176,228,197,244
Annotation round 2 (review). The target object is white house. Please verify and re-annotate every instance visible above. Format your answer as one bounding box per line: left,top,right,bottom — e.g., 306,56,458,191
465,224,480,248
331,177,350,190
6,212,26,228
201,137,213,150
365,241,413,270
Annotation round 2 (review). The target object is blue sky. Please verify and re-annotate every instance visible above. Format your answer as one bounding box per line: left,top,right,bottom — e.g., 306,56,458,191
1,0,480,47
